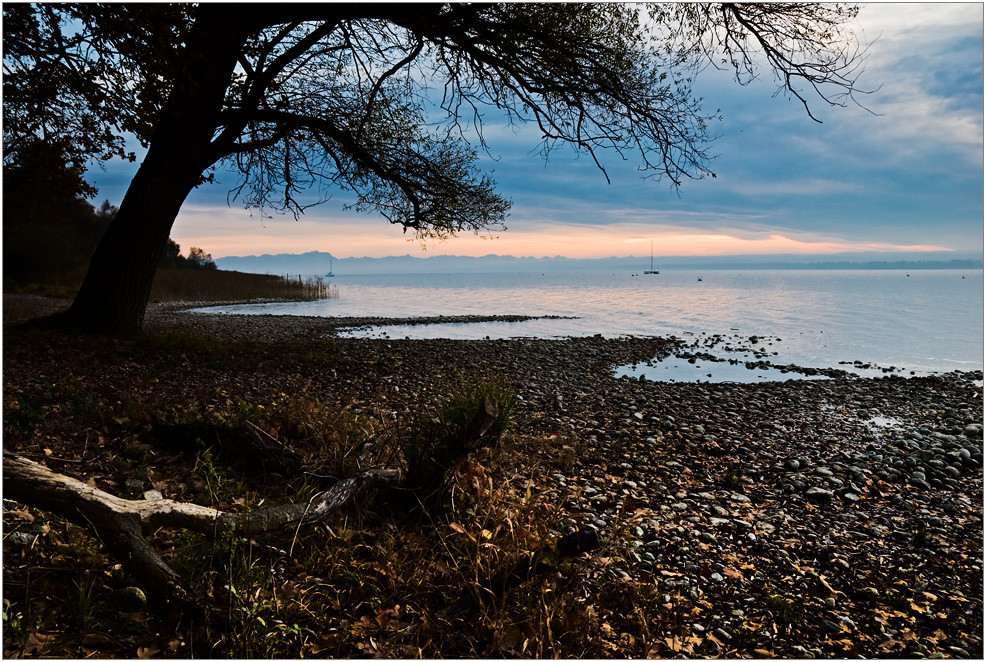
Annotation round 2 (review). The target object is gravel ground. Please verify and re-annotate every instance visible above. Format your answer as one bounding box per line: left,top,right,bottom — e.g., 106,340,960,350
5,295,983,657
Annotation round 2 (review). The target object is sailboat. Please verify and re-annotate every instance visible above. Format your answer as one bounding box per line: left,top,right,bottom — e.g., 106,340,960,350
644,240,659,274
325,257,335,277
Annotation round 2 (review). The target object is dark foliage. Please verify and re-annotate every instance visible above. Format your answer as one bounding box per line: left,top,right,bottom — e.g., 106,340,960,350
2,140,111,286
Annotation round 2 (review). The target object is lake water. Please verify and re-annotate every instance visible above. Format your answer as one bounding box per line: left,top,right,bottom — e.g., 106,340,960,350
195,270,984,381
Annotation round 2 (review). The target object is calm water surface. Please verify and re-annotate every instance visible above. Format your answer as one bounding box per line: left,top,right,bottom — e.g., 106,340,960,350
196,270,983,378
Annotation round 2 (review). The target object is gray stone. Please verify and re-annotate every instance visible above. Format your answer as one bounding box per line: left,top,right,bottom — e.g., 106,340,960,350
962,424,982,439
6,531,37,547
805,487,834,501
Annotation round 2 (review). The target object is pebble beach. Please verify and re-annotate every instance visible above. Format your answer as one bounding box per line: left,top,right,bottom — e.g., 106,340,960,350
4,294,984,657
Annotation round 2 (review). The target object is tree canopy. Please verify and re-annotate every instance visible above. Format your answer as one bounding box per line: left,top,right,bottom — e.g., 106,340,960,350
2,3,866,332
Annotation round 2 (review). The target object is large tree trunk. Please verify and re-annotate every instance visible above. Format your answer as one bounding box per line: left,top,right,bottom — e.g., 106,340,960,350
65,7,249,333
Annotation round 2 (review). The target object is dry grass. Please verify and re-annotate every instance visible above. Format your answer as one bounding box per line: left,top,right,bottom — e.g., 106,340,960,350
150,269,337,303
4,268,337,303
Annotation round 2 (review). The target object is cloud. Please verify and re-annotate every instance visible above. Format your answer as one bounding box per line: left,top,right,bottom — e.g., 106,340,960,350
86,5,982,262
172,201,953,259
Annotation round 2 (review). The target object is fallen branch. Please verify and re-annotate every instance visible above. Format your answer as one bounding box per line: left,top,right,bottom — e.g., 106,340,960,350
3,453,397,615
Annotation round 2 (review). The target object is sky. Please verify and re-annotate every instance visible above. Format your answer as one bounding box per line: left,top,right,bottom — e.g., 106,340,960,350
86,3,984,260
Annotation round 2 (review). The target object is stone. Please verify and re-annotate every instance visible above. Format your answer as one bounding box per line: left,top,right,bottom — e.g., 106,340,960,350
805,487,834,501
116,586,148,611
857,586,881,601
6,532,37,547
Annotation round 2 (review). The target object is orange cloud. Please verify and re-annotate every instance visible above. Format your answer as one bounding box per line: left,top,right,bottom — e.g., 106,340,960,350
171,206,953,259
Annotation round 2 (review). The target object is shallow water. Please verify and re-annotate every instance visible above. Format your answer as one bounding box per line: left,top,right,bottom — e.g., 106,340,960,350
194,269,984,380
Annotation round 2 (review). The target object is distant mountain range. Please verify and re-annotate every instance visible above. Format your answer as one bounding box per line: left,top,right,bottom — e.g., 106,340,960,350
215,250,983,276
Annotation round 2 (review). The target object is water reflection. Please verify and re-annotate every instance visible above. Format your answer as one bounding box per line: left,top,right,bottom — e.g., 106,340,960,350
194,270,983,376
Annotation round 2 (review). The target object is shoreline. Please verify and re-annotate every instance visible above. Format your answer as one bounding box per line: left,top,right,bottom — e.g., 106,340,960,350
3,294,983,657
6,293,982,382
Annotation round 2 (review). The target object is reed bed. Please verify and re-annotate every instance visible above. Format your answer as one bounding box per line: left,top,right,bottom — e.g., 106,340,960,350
151,269,337,303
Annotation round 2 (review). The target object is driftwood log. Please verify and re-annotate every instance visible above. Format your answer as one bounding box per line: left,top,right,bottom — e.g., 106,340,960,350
3,396,502,617
3,453,397,616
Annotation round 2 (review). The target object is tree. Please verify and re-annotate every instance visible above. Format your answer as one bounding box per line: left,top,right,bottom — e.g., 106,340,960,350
2,139,108,284
186,246,218,270
158,238,184,270
3,3,865,332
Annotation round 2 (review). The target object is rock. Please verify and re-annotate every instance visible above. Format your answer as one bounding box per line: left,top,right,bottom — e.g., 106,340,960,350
6,531,37,547
784,459,801,471
115,586,147,611
857,586,881,601
805,487,834,501
961,424,982,438
143,489,163,501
